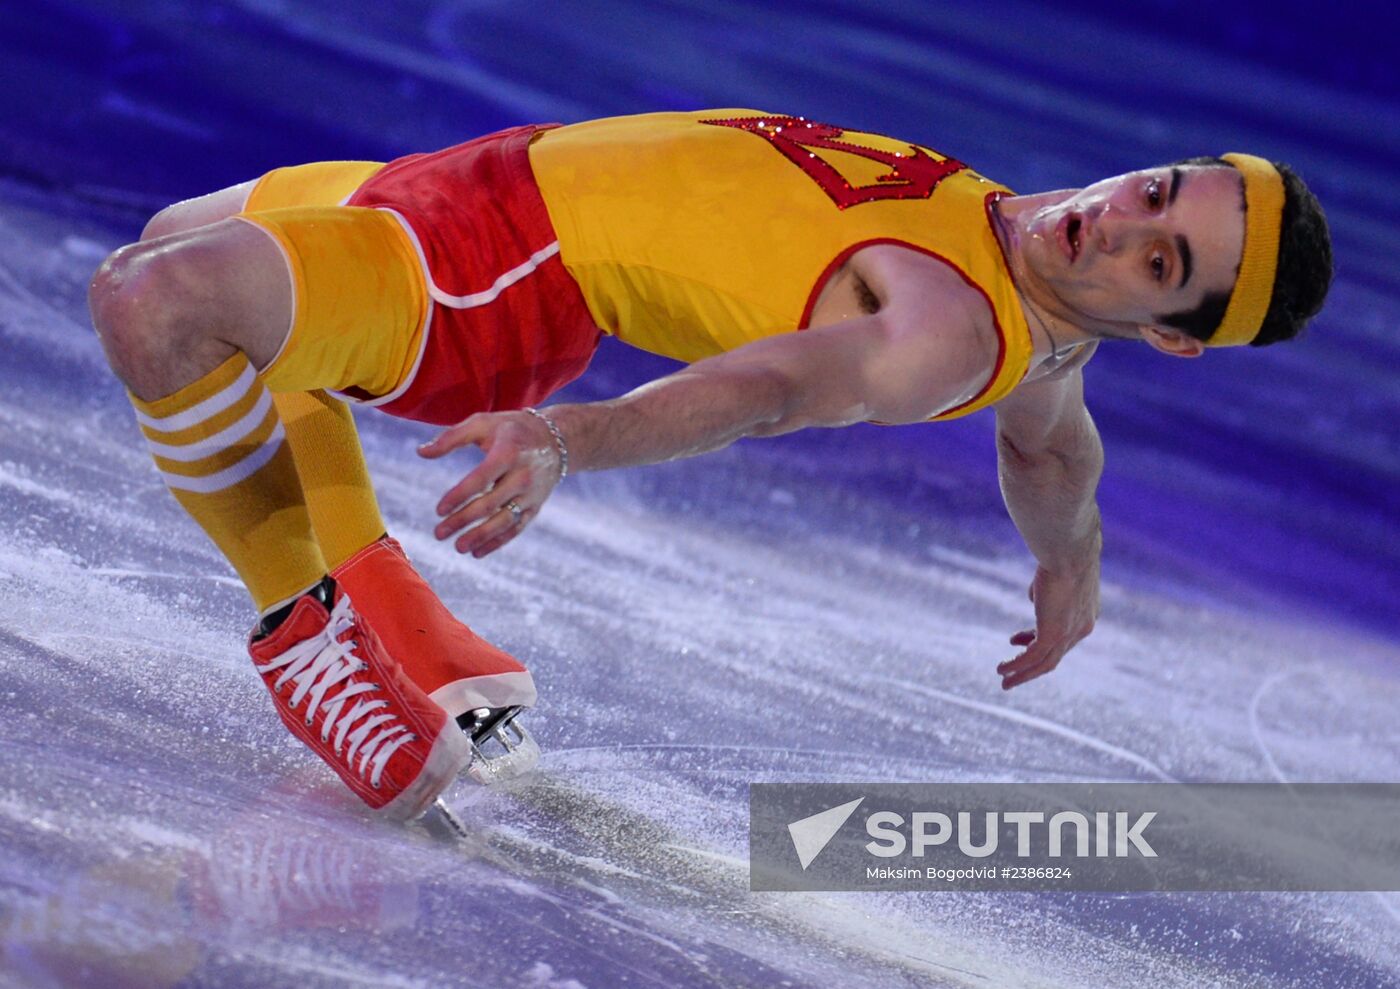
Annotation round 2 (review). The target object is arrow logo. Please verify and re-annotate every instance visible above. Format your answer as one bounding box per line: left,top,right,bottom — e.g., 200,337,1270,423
703,115,968,209
788,797,865,869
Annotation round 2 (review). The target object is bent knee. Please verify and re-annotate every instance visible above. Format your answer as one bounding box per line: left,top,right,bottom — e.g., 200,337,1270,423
89,230,240,352
89,241,147,337
88,241,188,364
91,218,292,370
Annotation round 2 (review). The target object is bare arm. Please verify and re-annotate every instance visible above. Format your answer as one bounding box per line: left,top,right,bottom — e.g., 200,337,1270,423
536,310,980,472
992,342,1104,689
418,295,988,556
519,322,871,476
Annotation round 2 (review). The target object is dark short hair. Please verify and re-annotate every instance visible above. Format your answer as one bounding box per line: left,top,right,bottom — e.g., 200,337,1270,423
1154,156,1333,347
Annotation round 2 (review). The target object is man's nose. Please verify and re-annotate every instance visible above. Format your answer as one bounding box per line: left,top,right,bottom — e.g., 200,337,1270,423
1088,206,1136,256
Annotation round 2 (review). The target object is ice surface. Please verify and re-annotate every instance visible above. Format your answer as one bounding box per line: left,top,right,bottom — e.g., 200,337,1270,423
2,2,1398,987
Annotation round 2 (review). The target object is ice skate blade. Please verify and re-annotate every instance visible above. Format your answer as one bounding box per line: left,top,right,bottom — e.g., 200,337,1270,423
465,721,540,785
422,798,472,841
456,706,541,786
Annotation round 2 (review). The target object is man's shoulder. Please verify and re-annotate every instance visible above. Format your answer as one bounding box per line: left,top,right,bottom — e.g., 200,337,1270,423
850,244,1001,363
829,245,1007,423
851,243,995,310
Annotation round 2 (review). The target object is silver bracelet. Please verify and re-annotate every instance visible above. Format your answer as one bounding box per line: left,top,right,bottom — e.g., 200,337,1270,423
522,406,568,481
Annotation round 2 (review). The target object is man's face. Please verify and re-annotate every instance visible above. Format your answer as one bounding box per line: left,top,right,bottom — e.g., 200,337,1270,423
1021,164,1246,336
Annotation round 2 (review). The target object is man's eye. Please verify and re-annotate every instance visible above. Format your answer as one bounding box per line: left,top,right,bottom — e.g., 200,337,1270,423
1150,254,1166,281
1146,180,1162,208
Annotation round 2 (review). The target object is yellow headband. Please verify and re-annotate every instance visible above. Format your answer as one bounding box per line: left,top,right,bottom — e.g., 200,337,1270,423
1210,153,1285,347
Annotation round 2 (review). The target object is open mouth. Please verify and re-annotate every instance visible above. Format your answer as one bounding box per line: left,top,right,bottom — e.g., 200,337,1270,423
1055,211,1082,264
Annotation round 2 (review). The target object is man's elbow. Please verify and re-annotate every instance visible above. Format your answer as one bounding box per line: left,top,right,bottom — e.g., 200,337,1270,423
996,428,1047,467
998,411,1103,476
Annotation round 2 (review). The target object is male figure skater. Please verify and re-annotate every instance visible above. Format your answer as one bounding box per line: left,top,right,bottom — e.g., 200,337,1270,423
87,110,1332,818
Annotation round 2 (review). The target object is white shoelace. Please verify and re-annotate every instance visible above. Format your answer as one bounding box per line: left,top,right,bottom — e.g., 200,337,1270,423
254,595,416,789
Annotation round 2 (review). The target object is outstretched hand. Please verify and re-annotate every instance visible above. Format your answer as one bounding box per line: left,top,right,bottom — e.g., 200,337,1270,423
417,411,564,558
997,558,1100,690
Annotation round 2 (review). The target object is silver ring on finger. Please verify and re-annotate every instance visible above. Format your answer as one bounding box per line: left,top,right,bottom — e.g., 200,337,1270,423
502,498,524,526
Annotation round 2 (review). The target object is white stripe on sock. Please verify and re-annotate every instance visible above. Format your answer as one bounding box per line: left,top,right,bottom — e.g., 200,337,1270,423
161,422,286,494
134,363,258,433
144,387,274,463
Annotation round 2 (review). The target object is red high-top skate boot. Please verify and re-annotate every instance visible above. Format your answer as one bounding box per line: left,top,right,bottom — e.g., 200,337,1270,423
332,535,539,784
247,578,471,820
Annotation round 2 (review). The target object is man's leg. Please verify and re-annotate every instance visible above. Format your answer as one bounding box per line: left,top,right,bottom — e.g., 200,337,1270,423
141,186,388,572
113,185,538,775
88,216,470,818
90,217,324,612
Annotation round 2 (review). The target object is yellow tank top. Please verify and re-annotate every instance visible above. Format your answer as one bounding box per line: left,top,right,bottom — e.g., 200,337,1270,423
528,109,1032,420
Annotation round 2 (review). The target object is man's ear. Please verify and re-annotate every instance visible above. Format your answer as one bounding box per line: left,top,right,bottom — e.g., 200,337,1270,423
1138,324,1206,358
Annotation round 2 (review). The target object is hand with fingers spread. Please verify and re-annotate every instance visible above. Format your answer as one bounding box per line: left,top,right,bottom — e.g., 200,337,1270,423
997,556,1100,690
417,408,567,558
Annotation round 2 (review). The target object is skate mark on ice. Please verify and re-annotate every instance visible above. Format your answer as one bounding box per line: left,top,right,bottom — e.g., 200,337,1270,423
82,566,243,588
0,253,77,327
540,739,1099,784
879,676,1178,782
0,461,85,509
428,807,787,988
657,840,999,981
543,742,966,779
457,774,1010,987
1247,668,1314,792
1247,668,1400,928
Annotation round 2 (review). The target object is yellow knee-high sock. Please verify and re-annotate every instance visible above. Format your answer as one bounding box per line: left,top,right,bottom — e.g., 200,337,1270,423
130,353,326,613
273,390,386,571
